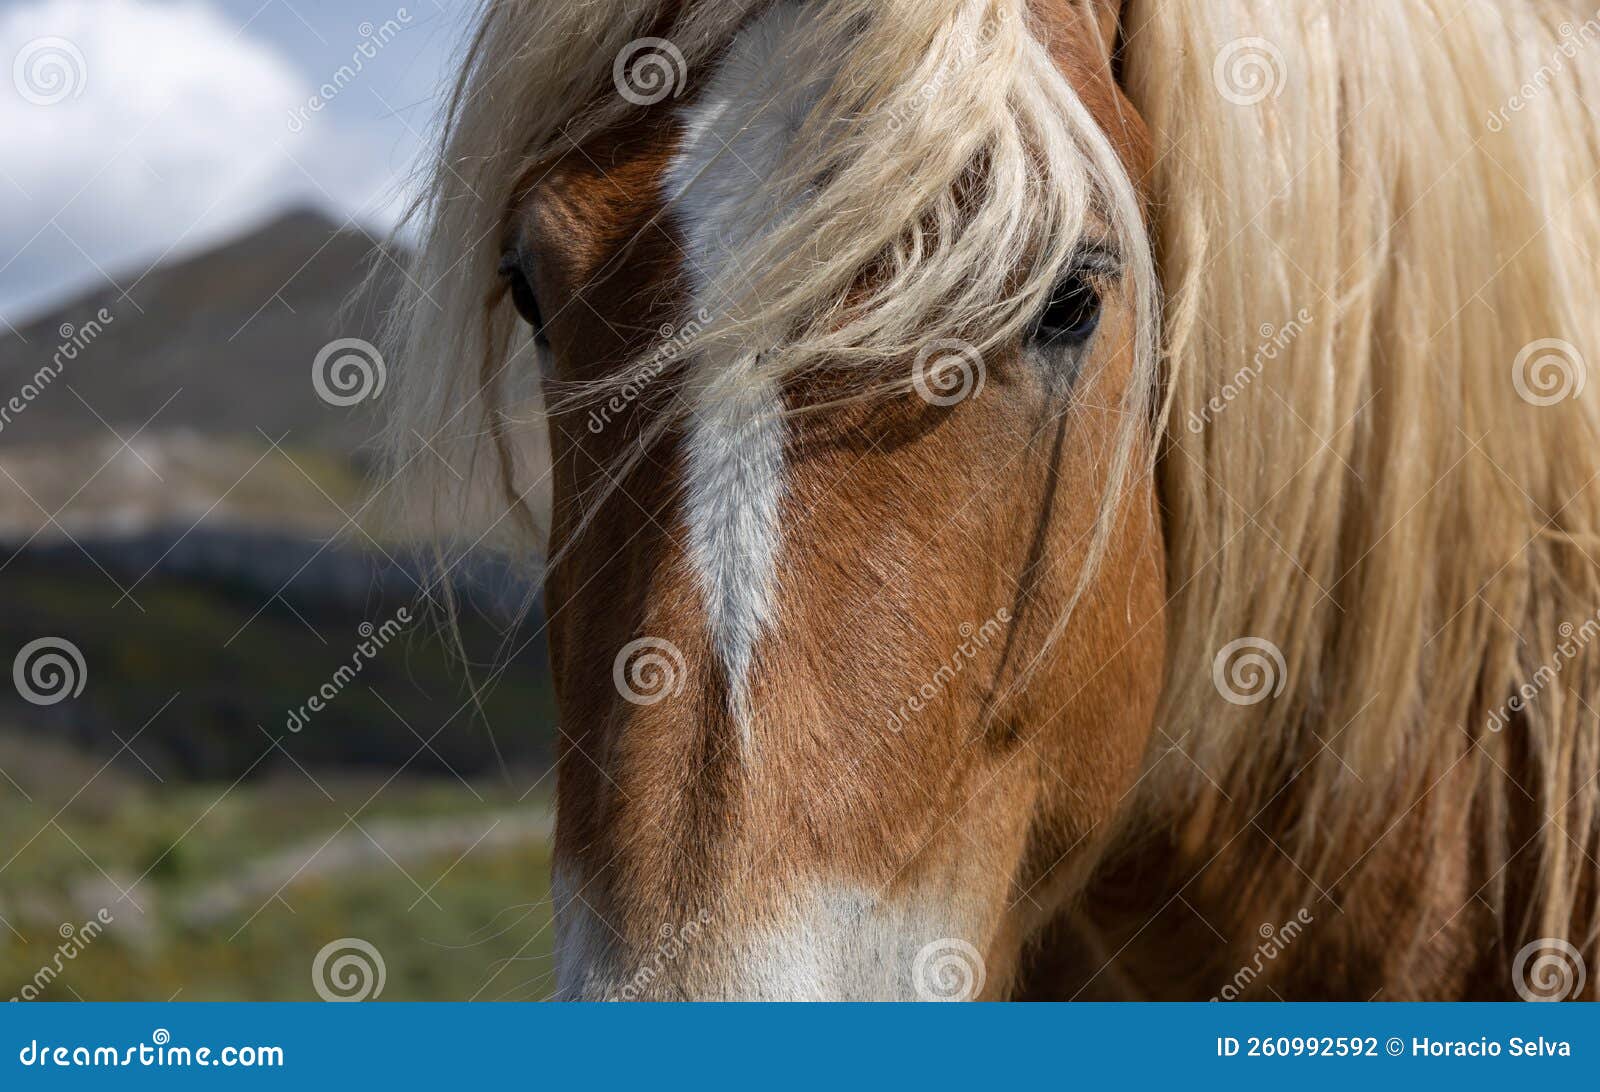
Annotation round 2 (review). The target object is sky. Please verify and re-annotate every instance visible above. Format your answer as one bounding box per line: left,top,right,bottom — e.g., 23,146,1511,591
0,0,475,325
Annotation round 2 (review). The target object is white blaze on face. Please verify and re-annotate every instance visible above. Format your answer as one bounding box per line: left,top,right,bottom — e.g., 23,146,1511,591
663,1,824,727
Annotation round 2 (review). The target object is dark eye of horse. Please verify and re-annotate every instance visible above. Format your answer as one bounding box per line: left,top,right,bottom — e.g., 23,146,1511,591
498,252,547,342
1032,274,1102,347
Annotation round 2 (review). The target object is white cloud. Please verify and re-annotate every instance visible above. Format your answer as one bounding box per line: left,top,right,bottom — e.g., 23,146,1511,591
0,0,414,323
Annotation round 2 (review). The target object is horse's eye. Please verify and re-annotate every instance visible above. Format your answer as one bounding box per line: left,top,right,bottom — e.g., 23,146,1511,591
1033,274,1102,347
498,252,547,341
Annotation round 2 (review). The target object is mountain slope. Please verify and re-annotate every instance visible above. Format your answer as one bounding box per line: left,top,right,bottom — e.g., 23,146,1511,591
0,207,402,458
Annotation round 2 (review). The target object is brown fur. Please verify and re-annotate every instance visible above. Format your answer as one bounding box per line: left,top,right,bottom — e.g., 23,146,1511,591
530,0,1168,998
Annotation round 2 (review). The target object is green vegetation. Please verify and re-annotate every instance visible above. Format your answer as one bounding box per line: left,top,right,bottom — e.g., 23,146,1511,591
0,532,561,1002
0,738,557,1002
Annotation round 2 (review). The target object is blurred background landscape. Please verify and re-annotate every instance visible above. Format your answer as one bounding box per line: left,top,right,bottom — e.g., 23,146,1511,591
0,0,561,1000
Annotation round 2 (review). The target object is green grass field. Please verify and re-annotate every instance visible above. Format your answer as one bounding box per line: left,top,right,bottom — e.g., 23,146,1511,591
0,736,556,1002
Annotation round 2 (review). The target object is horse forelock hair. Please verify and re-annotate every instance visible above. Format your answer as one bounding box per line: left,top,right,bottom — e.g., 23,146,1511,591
381,0,1157,571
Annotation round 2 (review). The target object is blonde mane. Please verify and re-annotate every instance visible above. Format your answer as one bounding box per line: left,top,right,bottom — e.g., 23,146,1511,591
1130,0,1600,980
386,0,1600,988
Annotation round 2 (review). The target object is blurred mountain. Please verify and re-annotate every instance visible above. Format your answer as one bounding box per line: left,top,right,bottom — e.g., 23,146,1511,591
0,206,399,457
0,209,554,781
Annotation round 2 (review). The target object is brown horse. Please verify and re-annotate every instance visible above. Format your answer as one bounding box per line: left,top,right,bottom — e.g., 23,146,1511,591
387,0,1600,1000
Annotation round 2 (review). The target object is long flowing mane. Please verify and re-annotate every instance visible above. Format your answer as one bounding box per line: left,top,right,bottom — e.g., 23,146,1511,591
1130,0,1600,977
386,0,1600,989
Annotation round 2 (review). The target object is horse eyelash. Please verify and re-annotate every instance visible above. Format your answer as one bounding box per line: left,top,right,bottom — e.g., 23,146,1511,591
1069,239,1123,281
